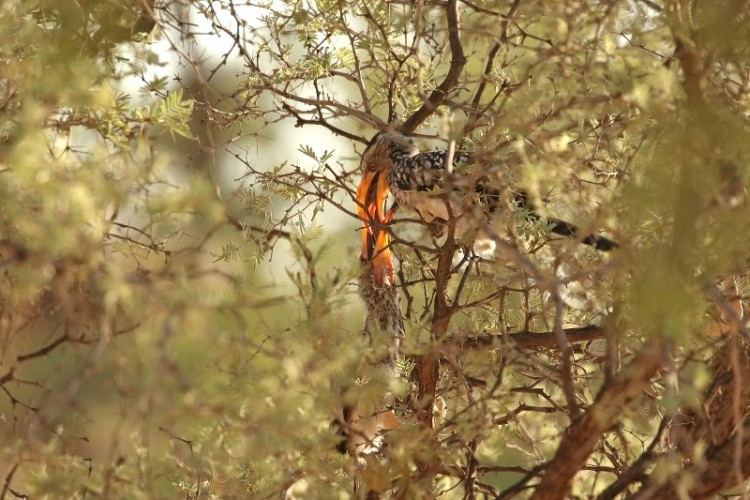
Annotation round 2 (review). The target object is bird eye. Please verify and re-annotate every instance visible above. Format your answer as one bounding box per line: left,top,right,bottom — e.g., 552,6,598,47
368,162,376,172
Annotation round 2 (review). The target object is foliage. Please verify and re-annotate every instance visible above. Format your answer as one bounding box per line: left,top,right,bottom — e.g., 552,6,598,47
1,0,750,498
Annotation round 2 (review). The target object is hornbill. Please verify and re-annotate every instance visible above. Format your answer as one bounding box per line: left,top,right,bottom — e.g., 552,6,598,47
356,130,618,252
337,187,402,457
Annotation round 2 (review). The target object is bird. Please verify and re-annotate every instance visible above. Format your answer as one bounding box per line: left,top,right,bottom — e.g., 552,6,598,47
356,130,619,252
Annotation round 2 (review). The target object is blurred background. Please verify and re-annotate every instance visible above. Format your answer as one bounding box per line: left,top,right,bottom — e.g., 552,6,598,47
2,0,750,497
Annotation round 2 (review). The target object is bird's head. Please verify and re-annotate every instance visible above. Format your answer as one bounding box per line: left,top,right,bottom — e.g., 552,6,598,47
356,131,417,222
357,134,408,287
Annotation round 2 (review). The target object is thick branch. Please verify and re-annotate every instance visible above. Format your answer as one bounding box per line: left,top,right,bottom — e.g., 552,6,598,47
596,417,669,500
529,341,666,500
553,288,580,419
460,325,606,349
417,219,458,429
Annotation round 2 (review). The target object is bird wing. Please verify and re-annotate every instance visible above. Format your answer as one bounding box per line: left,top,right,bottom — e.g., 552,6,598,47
392,150,474,191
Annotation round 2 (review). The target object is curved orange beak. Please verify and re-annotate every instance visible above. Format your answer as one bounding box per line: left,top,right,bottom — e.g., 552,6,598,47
356,171,395,286
356,170,390,228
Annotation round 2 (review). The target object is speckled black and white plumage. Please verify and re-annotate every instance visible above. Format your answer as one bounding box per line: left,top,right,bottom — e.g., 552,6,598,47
361,130,494,248
360,130,619,252
362,130,471,193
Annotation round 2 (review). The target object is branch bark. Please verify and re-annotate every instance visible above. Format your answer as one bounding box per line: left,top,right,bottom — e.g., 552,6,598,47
458,325,607,350
528,341,666,500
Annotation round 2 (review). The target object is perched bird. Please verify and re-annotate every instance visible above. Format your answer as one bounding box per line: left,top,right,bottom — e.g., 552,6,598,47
356,130,618,252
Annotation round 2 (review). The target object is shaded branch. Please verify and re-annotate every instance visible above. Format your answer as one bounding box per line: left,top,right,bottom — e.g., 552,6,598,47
1,463,25,500
528,341,667,499
459,325,607,350
596,417,669,500
281,103,367,143
553,288,580,419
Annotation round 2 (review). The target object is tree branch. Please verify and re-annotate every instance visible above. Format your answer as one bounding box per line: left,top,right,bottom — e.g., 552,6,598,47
459,325,607,350
401,0,467,133
596,417,668,500
469,0,520,110
528,341,666,499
